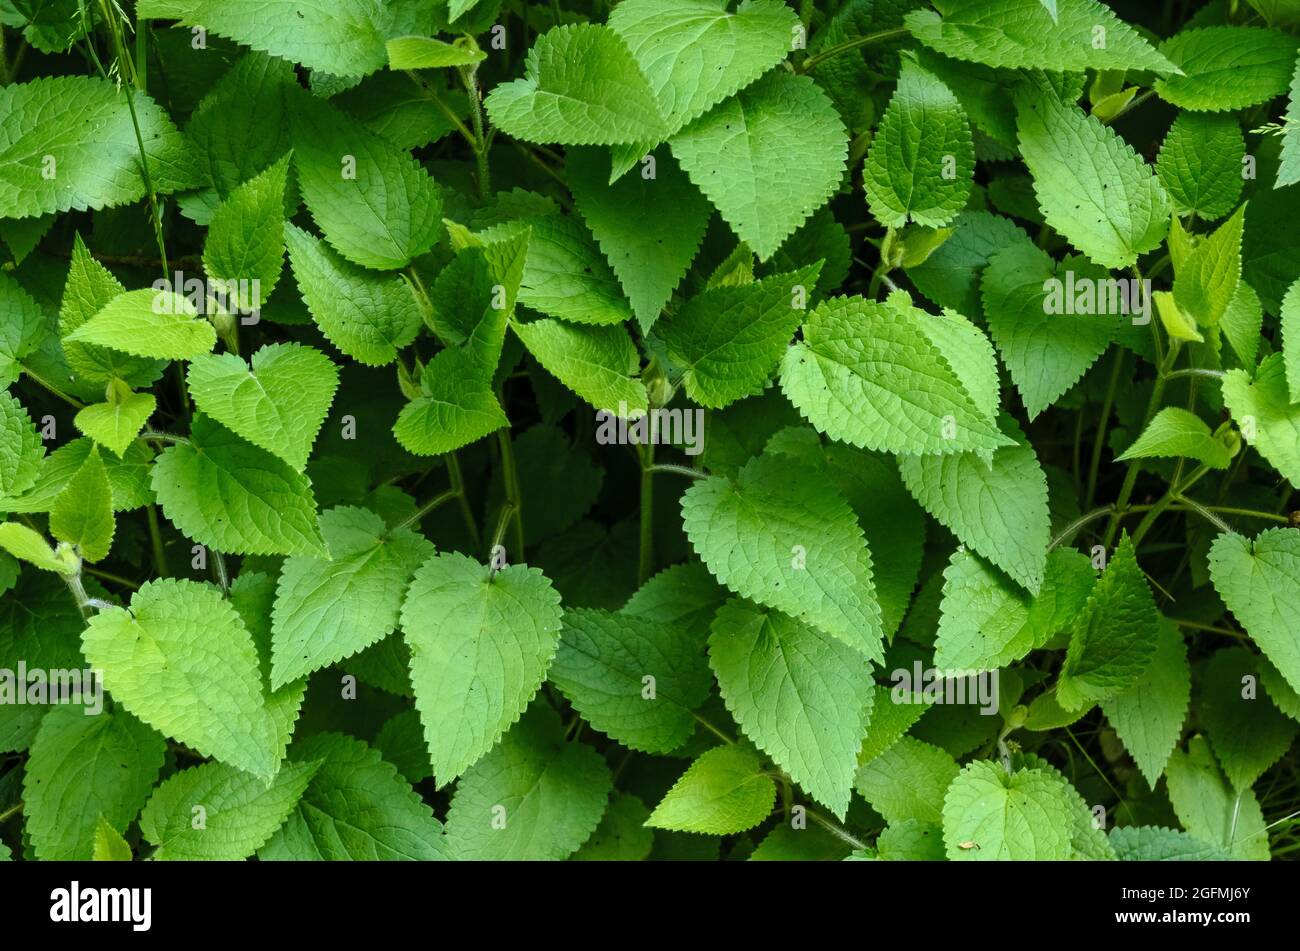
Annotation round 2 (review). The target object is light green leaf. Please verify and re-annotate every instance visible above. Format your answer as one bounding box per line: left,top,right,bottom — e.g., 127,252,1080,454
3,437,153,515
1057,534,1160,710
899,415,1051,594
1173,203,1245,332
74,384,155,459
1283,279,1300,403
1109,826,1233,861
856,736,959,826
64,289,217,361
291,94,443,270
658,264,821,409
1199,647,1297,790
709,600,874,818
681,452,884,660
81,578,281,779
151,414,327,558
646,744,775,834
550,608,712,754
203,154,290,312
566,147,711,332
386,36,485,69
49,446,115,562
272,506,434,688
0,273,46,388
514,319,647,413
1100,618,1191,788
140,760,321,861
187,343,340,471
1222,355,1300,486
671,71,847,260
138,0,390,78
780,294,1009,455
1156,27,1297,112
1165,736,1270,860
941,760,1076,860
400,552,564,784
607,0,798,176
443,702,612,860
0,522,74,575
259,732,449,860
1279,60,1300,188
392,347,509,456
92,818,133,862
484,24,668,146
0,75,198,219
1156,112,1245,221
864,56,974,229
285,223,421,365
0,389,43,497
23,706,165,860
1209,528,1300,698
935,547,1096,672
1116,406,1233,470
1017,91,1171,269
906,0,1177,74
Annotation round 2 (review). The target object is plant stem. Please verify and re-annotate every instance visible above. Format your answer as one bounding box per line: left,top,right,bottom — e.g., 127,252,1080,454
22,365,86,409
1129,463,1211,546
1085,348,1124,510
390,488,459,533
691,711,736,745
1046,505,1115,552
405,70,476,147
84,565,140,590
445,452,482,550
486,502,515,578
0,802,22,823
805,808,869,852
648,463,708,480
638,442,655,585
494,429,525,561
460,64,491,200
141,429,192,446
797,27,909,73
146,503,168,576
1164,367,1225,381
211,548,229,595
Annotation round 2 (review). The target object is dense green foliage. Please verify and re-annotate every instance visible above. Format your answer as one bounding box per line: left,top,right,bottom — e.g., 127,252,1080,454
2,0,1300,862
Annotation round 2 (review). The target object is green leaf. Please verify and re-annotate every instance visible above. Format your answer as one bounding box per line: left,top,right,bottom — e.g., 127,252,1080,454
1109,826,1233,861
151,414,326,557
400,552,564,784
941,760,1076,860
1278,60,1300,188
864,56,974,229
0,274,46,388
203,154,290,312
1116,406,1233,470
1099,618,1191,787
1221,280,1263,369
58,235,165,390
74,384,156,459
187,343,340,471
386,36,485,69
1283,279,1300,403
709,600,874,818
291,94,443,270
549,608,712,754
658,264,822,409
681,452,884,660
0,522,74,575
140,760,321,861
259,732,449,860
1209,528,1300,698
82,578,281,779
484,24,668,146
229,570,306,766
0,388,43,497
646,744,776,834
780,295,1009,455
906,0,1177,74
1222,355,1300,486
425,229,529,366
1016,90,1171,269
49,446,115,562
138,0,391,78
514,319,648,413
1199,646,1297,790
874,820,946,861
900,415,1051,594
856,736,960,826
935,547,1096,671
443,702,612,860
607,0,799,176
1056,534,1160,711
1165,736,1270,860
64,289,217,361
1173,204,1245,332
566,147,711,332
1155,112,1245,221
23,706,165,860
285,224,422,366
393,347,509,456
92,818,133,862
573,793,654,862
4,437,153,515
272,506,434,688
0,75,197,219
1156,27,1297,112
671,71,848,260
981,242,1116,420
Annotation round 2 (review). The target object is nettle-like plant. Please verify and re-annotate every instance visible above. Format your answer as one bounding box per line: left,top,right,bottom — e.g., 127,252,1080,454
1,0,1300,864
